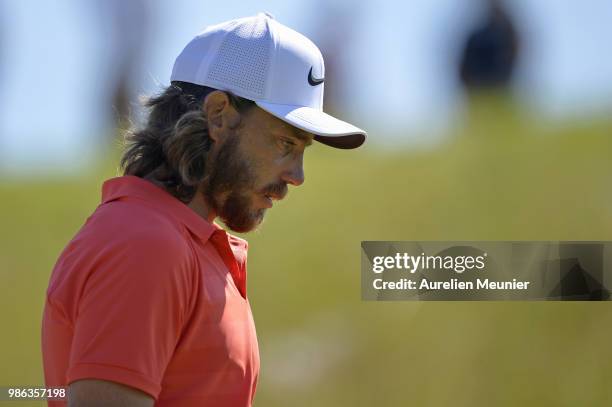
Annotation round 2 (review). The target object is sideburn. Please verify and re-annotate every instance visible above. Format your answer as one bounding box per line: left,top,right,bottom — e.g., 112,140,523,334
202,131,254,213
201,130,268,233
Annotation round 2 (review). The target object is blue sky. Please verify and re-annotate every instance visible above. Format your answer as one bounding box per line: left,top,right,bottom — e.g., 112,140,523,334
1,0,611,172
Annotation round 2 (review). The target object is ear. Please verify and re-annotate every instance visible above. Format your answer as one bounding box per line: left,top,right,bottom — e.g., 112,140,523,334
203,91,241,143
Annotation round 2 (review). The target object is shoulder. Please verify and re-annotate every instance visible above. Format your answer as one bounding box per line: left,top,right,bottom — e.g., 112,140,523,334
85,199,192,258
55,198,196,281
48,199,197,320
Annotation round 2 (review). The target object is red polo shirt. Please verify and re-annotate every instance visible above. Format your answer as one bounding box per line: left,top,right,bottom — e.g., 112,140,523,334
41,176,260,406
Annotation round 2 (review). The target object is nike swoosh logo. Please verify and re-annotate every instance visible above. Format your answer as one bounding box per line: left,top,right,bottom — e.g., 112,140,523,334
308,67,324,86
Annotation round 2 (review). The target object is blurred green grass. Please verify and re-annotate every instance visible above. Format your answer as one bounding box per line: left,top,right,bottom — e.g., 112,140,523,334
1,105,611,406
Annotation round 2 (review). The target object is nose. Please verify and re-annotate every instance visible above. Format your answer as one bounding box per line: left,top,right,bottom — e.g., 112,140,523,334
281,155,305,186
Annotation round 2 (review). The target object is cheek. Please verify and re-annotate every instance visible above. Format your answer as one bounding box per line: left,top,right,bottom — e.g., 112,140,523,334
236,131,288,184
250,163,277,188
247,150,285,181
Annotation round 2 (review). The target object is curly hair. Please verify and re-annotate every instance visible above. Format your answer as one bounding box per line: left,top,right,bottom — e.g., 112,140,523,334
121,81,255,203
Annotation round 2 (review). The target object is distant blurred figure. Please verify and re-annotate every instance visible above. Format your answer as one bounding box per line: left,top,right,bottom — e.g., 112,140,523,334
94,0,152,134
0,4,4,97
459,0,520,90
308,3,361,116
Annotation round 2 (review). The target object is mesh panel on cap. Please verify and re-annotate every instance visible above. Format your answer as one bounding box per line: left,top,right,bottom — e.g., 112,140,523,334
207,17,270,98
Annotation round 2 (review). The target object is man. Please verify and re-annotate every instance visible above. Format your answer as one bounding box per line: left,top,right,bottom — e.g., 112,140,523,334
42,12,365,407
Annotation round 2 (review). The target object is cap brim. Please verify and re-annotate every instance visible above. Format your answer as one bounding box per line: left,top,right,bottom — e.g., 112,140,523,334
255,102,366,149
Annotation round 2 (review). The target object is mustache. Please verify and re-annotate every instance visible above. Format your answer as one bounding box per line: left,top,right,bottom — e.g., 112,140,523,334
261,182,288,200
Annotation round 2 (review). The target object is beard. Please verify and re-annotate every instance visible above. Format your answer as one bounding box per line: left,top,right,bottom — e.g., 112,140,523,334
202,133,286,233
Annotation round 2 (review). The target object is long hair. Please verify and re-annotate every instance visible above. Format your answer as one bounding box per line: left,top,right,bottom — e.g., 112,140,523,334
121,81,255,202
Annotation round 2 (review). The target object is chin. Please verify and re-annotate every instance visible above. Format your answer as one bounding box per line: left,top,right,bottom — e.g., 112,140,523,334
224,209,266,233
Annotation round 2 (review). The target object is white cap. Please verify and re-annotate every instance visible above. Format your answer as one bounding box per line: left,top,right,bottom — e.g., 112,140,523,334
171,12,366,149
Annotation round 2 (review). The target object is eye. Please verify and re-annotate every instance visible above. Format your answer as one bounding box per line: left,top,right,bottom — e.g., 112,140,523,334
279,138,296,154
281,138,295,147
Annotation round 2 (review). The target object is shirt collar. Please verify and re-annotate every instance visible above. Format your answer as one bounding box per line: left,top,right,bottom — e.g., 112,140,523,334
101,175,219,242
101,175,250,298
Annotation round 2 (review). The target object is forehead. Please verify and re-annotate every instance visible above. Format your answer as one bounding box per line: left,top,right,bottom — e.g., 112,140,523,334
249,106,314,144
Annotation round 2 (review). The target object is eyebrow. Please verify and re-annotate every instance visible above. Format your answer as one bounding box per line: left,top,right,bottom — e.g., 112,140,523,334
289,128,314,146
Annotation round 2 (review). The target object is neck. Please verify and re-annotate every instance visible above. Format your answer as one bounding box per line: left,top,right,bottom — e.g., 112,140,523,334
187,187,217,223
143,174,216,223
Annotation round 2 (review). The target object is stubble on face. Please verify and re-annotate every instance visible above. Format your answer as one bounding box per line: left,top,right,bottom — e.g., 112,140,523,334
201,131,288,233
200,132,258,233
